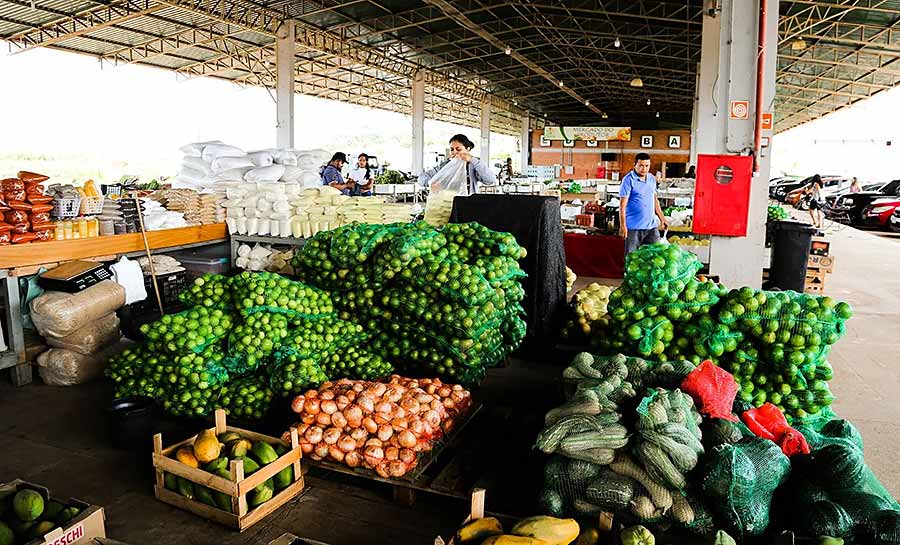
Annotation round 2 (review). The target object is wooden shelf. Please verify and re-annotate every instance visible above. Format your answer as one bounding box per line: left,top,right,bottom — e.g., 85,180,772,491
0,224,227,269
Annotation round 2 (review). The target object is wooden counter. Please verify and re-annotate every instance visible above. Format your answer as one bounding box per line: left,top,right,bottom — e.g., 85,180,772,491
0,224,227,269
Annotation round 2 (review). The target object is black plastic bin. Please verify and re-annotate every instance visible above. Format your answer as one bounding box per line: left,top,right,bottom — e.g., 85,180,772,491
769,220,815,292
108,396,159,451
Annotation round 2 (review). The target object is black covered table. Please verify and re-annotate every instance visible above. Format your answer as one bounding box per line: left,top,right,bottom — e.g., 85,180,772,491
450,194,566,342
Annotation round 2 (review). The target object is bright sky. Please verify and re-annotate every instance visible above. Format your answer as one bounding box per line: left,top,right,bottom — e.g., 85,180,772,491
1,43,899,184
0,44,517,182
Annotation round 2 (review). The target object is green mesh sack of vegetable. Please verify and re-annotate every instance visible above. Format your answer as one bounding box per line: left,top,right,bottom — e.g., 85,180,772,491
269,350,328,396
318,345,393,381
377,285,504,338
216,373,274,420
224,311,291,373
701,436,791,538
295,233,361,291
623,315,674,357
141,306,234,354
539,455,610,518
327,222,399,268
178,273,235,310
680,315,743,362
718,289,852,349
407,254,497,306
621,243,702,305
608,278,723,324
441,222,527,261
233,271,335,318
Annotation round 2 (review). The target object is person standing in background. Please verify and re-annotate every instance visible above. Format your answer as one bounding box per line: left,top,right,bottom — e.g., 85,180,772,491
419,134,497,194
321,152,354,195
850,177,861,193
348,153,374,196
807,174,824,229
618,153,668,255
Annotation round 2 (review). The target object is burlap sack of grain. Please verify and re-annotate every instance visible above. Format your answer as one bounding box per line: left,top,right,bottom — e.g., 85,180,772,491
45,312,121,355
30,280,126,339
36,342,126,386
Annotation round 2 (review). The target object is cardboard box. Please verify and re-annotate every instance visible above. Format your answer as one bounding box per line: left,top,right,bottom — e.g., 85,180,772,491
0,480,106,545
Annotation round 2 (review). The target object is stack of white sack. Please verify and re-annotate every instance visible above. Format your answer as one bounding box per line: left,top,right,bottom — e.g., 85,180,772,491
172,142,331,191
140,198,188,230
233,243,296,275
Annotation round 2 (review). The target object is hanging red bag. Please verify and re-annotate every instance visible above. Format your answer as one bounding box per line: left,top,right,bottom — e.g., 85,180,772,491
741,403,810,457
680,360,740,421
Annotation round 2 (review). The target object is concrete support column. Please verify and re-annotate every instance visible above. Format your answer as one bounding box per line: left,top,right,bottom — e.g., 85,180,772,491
695,0,778,287
275,20,295,149
411,70,425,175
480,100,491,164
520,115,530,171
689,65,700,167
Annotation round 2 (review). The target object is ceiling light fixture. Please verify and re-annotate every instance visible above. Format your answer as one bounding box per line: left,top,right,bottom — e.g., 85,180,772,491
504,47,512,55
559,80,564,87
630,77,644,88
614,37,621,48
512,100,518,105
647,98,652,106
791,38,807,51
602,113,609,119
656,111,660,118
543,113,547,118
585,100,590,106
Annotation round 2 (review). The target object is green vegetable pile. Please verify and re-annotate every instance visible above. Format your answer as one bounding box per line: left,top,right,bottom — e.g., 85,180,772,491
107,221,528,418
768,204,789,221
294,220,528,384
374,169,405,185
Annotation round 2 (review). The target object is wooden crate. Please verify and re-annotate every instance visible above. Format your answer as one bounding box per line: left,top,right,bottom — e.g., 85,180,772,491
152,409,305,531
762,267,829,294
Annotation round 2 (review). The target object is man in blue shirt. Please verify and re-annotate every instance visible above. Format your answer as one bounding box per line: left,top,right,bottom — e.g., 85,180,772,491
321,152,354,195
618,152,668,255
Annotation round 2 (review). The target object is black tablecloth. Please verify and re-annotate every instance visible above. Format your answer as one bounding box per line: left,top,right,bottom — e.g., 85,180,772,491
450,194,566,341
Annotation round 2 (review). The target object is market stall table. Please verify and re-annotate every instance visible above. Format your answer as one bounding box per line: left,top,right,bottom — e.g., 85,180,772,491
0,224,227,386
450,194,566,342
563,232,625,278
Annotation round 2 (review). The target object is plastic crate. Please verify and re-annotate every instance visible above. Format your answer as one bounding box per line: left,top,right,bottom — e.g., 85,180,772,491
52,196,82,218
80,195,105,215
166,243,230,279
128,270,188,316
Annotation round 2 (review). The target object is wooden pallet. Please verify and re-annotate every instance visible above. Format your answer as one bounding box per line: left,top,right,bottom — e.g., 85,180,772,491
152,409,305,531
762,267,829,294
303,404,482,506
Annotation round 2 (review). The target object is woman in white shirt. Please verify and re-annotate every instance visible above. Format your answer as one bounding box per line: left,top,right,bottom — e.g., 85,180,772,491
347,153,374,196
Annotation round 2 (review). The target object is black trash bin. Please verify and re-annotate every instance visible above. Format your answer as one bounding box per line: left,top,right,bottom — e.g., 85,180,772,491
769,220,815,292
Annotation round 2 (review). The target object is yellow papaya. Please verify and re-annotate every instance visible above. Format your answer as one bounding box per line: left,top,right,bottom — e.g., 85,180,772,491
193,430,222,463
218,432,242,444
175,446,199,468
229,439,252,458
511,516,579,545
458,517,504,543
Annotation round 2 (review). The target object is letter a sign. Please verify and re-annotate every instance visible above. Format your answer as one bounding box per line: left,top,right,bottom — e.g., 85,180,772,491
667,135,681,148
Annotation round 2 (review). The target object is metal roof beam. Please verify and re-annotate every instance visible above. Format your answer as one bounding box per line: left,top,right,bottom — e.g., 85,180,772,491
778,82,875,99
101,20,252,64
6,0,164,50
783,0,900,15
777,68,893,89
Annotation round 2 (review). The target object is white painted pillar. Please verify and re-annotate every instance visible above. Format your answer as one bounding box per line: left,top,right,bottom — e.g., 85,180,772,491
689,65,700,167
696,0,778,287
411,70,425,175
520,115,530,171
480,100,491,164
275,20,295,149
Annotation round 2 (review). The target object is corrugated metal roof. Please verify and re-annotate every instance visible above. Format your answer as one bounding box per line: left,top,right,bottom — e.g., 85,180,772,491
0,0,898,134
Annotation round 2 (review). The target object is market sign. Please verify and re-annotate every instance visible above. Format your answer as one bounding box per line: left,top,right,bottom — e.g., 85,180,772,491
543,126,632,142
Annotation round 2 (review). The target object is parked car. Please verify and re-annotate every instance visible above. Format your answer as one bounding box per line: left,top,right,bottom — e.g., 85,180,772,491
862,197,900,228
768,176,798,189
826,179,900,225
826,181,885,205
771,175,815,201
890,207,900,232
787,177,851,209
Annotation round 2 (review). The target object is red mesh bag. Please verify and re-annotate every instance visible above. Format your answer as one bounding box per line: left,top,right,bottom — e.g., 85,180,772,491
741,403,810,457
680,359,739,421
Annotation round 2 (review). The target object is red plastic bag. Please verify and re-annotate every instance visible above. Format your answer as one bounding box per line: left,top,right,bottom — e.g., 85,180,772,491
11,232,36,244
5,210,27,224
680,360,739,421
17,171,48,183
1,178,24,192
11,222,29,234
5,190,26,203
0,232,9,245
741,403,810,457
30,203,52,214
0,222,11,233
26,193,52,205
31,212,50,224
33,228,53,241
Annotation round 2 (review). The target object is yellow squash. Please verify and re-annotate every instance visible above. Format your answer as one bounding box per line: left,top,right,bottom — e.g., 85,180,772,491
511,517,580,545
457,517,503,543
482,536,548,545
175,446,200,468
193,430,222,463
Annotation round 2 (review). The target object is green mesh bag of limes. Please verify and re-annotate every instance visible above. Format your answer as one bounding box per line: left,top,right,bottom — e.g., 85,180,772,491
776,417,900,544
328,221,399,268
622,243,703,305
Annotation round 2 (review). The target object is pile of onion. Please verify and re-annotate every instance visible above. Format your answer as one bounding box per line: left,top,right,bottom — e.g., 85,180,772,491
283,375,473,478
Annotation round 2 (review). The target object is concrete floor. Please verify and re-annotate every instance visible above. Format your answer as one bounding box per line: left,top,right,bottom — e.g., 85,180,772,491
1,222,898,544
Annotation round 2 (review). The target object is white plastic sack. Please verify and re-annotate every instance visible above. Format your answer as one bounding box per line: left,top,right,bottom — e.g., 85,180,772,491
182,156,212,175
280,165,305,183
202,143,245,163
211,155,254,173
271,149,298,166
247,150,275,167
249,243,271,260
244,165,286,182
180,140,223,157
300,171,322,189
178,166,209,184
214,167,252,182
